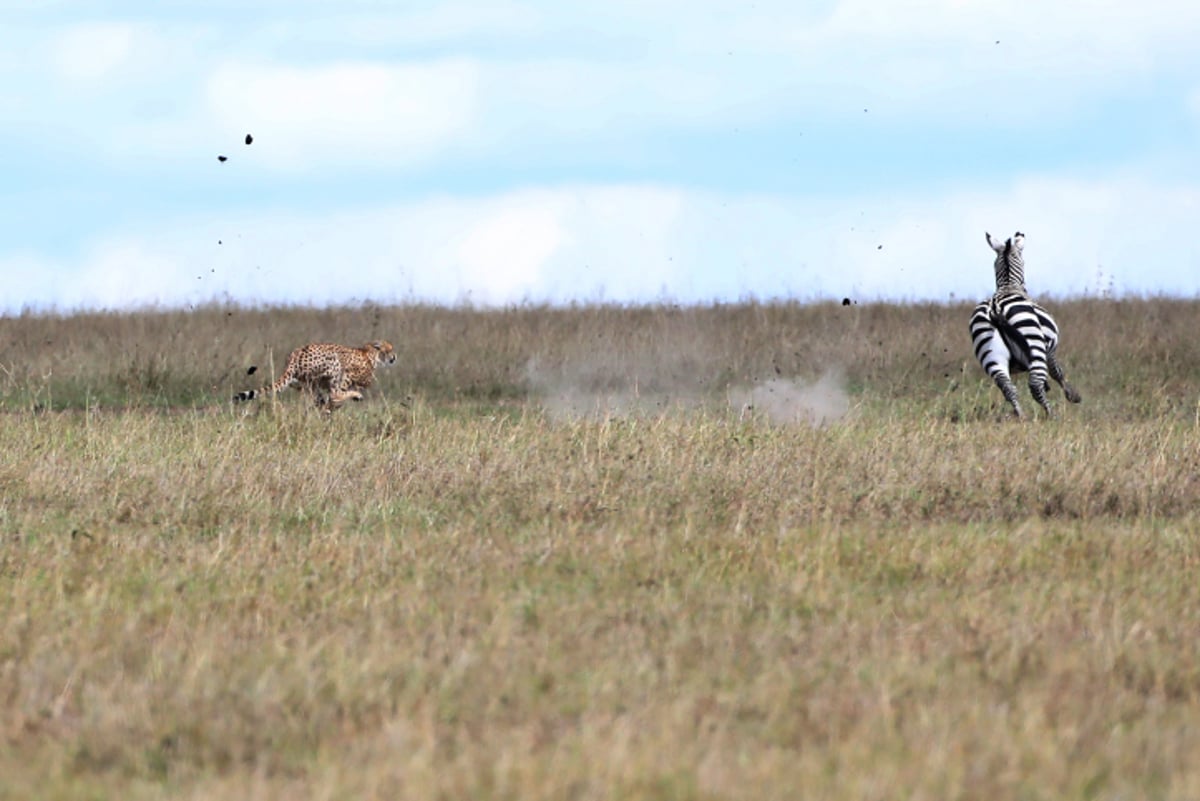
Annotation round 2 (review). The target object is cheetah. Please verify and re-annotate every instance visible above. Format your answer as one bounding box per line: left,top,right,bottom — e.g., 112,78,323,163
233,340,396,412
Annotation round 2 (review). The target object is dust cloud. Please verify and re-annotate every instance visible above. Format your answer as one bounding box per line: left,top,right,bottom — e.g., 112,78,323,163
727,373,850,426
523,353,709,421
525,346,850,426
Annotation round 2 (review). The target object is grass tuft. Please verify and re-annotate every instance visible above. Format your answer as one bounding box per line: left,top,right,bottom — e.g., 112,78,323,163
3,299,1200,799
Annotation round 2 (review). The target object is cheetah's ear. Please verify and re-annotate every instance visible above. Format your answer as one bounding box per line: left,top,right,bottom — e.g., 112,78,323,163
370,340,383,350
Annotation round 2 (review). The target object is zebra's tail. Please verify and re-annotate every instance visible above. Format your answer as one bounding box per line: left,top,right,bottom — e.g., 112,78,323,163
989,307,1034,364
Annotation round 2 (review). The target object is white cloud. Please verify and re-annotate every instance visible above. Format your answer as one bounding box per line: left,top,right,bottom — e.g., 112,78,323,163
3,242,199,313
3,1,1199,314
801,0,1200,61
51,22,137,82
255,2,543,49
13,0,1200,175
204,59,481,170
456,197,567,303
5,174,1198,315
668,0,1200,125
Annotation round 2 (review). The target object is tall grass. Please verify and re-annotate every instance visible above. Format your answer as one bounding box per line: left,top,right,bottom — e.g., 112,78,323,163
3,297,1197,416
2,300,1199,799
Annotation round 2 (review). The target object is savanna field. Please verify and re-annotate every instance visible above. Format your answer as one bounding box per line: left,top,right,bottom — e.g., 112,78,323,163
2,299,1200,800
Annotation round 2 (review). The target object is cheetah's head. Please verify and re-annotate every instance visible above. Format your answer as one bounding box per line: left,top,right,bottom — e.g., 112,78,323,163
368,340,397,367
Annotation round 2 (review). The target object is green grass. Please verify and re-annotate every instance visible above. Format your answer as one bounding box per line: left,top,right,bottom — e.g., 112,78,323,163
2,300,1200,799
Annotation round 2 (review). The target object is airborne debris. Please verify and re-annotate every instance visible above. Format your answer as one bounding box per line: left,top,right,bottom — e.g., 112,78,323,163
217,155,227,162
245,133,253,145
247,366,258,375
842,298,851,306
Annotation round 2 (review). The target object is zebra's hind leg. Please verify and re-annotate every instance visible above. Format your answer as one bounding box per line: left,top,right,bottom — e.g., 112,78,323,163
1047,353,1081,404
1029,370,1054,419
993,372,1025,419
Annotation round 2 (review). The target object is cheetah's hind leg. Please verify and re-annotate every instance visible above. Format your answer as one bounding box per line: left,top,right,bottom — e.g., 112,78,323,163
328,390,364,410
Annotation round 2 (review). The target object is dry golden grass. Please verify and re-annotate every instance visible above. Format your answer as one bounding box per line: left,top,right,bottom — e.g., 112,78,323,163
2,297,1196,418
2,299,1200,799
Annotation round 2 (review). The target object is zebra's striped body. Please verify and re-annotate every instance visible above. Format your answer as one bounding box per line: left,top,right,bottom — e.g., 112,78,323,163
969,232,1081,419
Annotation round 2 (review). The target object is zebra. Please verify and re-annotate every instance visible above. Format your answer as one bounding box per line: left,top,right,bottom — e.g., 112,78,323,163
969,231,1081,419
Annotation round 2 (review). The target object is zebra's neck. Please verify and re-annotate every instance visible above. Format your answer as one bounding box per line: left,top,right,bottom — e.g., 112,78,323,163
994,278,1028,298
994,261,1027,297
993,236,1027,296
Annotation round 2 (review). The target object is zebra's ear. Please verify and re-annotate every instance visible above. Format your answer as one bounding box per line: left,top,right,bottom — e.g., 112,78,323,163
985,232,1004,253
1011,232,1024,251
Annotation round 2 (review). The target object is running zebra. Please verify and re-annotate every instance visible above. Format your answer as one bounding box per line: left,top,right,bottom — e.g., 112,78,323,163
969,231,1081,419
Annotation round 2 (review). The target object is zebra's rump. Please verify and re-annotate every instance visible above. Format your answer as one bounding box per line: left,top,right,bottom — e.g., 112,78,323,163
991,296,1055,362
970,299,1052,374
988,308,1034,368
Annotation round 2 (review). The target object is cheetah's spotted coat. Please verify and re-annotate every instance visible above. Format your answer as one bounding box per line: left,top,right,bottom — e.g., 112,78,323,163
233,340,396,412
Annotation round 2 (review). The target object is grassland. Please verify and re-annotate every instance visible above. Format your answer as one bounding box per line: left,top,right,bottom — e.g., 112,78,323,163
2,299,1200,800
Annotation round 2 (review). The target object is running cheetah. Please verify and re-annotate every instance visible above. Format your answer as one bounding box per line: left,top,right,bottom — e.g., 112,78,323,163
233,340,396,412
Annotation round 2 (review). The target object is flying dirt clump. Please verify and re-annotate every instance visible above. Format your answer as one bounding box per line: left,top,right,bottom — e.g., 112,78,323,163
728,372,850,426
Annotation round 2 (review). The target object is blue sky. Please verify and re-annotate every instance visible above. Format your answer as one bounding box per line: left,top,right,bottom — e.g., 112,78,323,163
3,0,1200,313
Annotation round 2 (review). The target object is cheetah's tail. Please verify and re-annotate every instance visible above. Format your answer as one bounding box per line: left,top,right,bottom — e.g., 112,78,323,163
232,373,293,404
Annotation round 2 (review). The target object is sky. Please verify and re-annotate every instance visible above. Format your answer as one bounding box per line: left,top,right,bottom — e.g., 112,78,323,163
3,0,1200,314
